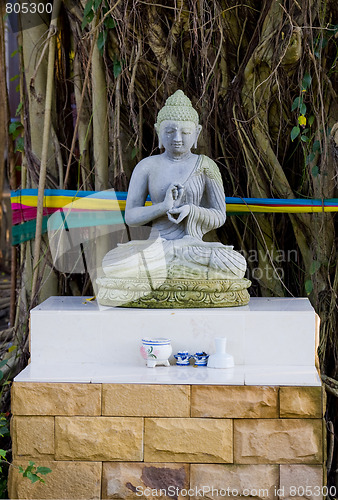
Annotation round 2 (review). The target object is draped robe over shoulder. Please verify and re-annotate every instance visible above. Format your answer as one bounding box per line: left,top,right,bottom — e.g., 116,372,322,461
102,155,247,280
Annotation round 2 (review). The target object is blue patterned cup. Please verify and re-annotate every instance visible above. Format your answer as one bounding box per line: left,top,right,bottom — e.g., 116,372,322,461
192,352,209,366
174,351,191,366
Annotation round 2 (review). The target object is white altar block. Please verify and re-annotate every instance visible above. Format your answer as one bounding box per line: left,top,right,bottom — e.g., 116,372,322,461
30,296,317,368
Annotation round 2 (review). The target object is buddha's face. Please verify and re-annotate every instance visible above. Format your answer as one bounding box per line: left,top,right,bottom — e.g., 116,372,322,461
158,120,201,156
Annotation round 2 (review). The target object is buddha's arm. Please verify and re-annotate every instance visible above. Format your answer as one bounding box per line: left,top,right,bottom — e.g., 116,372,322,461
185,160,226,239
125,163,177,227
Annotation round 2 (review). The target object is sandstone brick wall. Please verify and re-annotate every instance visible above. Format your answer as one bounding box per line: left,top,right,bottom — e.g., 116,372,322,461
9,383,325,499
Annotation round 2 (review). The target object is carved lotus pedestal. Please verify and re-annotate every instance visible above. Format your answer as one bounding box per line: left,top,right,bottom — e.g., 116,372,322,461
96,276,251,308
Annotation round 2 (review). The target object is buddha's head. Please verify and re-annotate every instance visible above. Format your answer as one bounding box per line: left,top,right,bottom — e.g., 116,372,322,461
155,90,202,154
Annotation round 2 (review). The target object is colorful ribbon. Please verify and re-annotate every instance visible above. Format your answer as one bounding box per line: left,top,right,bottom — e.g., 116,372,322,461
11,189,338,245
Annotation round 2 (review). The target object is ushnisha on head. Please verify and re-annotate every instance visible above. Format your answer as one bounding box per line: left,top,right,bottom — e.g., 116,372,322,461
155,90,202,151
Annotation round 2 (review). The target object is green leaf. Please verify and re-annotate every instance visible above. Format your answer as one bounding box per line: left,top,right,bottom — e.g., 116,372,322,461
310,260,321,275
81,10,94,30
36,466,52,475
308,115,315,126
87,10,95,22
26,472,40,484
104,17,116,29
0,449,6,459
0,371,3,382
302,73,312,90
311,165,319,177
0,359,8,369
300,135,309,142
97,30,107,55
9,123,17,134
15,137,24,153
15,102,23,116
0,421,9,432
93,0,103,10
299,103,307,115
18,466,24,473
83,0,94,17
0,424,9,438
113,58,122,78
10,74,19,82
81,17,89,30
306,153,315,165
9,122,21,135
291,97,301,111
9,122,22,139
0,424,10,437
305,279,313,295
320,38,328,49
312,140,320,152
291,126,300,141
131,147,138,160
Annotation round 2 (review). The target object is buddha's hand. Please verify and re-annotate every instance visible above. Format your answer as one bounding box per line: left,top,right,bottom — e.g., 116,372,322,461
173,184,185,207
163,184,184,211
167,205,190,224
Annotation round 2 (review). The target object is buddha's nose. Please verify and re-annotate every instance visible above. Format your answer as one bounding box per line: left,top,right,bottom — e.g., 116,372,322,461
173,130,182,142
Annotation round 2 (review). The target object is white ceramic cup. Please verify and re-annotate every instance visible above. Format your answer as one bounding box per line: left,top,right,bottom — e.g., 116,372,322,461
140,338,172,368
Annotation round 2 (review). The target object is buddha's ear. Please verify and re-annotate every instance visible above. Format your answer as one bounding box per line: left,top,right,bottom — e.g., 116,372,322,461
154,123,162,149
194,124,202,149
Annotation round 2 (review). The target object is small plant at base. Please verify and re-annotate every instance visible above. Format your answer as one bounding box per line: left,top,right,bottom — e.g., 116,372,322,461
0,413,52,495
18,462,52,484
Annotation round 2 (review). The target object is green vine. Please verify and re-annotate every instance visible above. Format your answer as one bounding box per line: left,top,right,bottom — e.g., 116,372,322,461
290,72,312,143
82,0,117,57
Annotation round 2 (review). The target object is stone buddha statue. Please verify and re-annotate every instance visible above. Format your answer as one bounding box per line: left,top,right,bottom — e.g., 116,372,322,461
96,90,250,307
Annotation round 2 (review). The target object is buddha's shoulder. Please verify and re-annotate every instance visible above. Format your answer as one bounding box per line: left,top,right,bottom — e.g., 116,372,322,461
199,155,218,169
198,155,223,185
133,155,161,174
